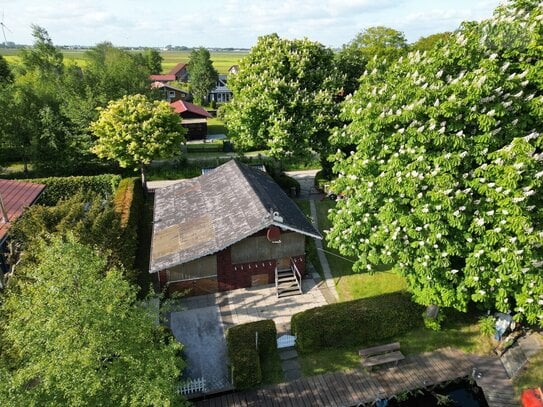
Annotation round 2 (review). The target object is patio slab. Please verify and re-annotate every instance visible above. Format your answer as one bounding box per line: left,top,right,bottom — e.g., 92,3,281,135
224,278,328,333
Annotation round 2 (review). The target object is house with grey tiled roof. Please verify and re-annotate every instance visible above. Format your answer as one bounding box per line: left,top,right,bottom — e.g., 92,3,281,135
150,160,321,297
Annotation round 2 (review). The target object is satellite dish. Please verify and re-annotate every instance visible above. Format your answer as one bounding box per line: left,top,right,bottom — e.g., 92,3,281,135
267,226,281,243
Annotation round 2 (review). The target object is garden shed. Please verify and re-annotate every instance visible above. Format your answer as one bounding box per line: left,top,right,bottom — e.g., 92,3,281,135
170,100,212,140
149,160,321,296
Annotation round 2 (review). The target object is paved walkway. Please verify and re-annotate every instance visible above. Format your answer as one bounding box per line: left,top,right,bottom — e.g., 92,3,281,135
309,199,340,302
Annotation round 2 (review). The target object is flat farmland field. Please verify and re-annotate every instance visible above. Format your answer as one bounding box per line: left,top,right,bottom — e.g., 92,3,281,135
0,49,247,74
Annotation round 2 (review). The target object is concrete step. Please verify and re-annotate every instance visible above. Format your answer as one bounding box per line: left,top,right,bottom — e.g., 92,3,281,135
277,289,302,298
279,349,298,361
277,276,297,283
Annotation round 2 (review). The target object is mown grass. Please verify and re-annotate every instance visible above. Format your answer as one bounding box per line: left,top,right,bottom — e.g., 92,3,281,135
207,117,228,135
513,336,543,396
314,198,407,301
299,314,495,376
299,198,497,377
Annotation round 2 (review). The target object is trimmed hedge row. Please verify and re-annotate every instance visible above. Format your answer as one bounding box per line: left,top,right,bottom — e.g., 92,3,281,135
226,320,277,389
113,178,144,271
28,174,121,206
291,292,425,353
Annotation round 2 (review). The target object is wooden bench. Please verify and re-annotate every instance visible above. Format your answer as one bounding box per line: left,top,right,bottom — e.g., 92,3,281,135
359,342,405,369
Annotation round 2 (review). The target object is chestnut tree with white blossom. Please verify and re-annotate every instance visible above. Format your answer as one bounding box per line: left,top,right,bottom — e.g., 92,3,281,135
327,0,543,326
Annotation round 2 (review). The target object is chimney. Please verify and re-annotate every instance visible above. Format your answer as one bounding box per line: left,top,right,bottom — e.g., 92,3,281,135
0,191,8,223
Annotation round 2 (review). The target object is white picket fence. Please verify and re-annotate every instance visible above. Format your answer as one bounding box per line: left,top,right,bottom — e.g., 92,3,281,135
179,377,206,395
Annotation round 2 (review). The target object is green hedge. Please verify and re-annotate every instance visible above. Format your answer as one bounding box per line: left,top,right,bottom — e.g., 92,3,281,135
28,174,121,206
226,320,277,389
113,178,144,272
291,292,424,353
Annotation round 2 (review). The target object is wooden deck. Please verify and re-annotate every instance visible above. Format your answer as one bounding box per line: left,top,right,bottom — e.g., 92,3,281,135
194,348,518,407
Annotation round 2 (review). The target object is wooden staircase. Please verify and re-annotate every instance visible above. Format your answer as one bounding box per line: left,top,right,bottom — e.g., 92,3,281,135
275,259,303,298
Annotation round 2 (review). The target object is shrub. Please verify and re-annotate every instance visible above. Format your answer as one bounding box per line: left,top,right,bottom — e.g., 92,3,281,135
274,173,300,196
28,174,121,206
291,292,424,353
478,315,496,337
113,178,144,272
314,169,332,192
226,320,277,389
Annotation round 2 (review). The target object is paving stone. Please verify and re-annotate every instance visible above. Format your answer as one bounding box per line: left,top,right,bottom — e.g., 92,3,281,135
279,349,299,361
281,359,301,371
500,343,527,378
283,368,302,381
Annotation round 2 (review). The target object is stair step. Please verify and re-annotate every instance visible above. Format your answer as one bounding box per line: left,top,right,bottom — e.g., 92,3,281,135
277,276,297,282
278,290,302,298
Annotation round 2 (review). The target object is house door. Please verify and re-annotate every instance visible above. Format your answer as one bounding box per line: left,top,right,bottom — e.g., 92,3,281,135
276,257,290,270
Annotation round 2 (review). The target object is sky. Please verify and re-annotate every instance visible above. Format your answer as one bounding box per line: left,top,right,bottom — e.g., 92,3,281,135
1,0,504,48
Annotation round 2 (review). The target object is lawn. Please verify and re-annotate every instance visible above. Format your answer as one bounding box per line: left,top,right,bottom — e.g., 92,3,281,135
513,341,543,396
314,198,407,301
299,311,495,376
207,117,228,135
298,198,498,377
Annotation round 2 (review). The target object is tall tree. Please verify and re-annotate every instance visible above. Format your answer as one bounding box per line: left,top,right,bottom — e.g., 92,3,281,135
19,25,63,76
143,48,163,74
336,26,408,96
85,42,151,104
187,47,218,104
0,235,186,406
327,0,543,326
410,32,452,52
90,94,186,187
224,34,339,168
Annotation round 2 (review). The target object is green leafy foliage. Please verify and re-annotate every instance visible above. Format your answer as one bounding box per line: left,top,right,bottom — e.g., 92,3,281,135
142,48,163,75
91,94,186,185
336,26,408,96
224,33,339,163
28,174,121,206
188,47,218,104
226,320,277,389
0,235,186,406
291,292,424,353
0,54,13,85
113,177,145,273
328,0,543,326
19,25,64,76
478,315,496,337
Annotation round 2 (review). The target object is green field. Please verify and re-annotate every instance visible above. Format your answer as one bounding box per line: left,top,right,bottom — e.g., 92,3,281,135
0,49,247,74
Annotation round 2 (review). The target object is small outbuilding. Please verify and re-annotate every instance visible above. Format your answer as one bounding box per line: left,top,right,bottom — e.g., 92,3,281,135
149,160,321,296
170,100,212,140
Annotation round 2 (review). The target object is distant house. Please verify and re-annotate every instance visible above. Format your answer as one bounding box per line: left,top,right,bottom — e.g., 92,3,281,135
148,62,189,84
228,65,239,75
207,74,233,104
149,160,321,296
0,179,45,277
170,100,212,140
169,62,189,82
151,81,191,103
149,74,176,83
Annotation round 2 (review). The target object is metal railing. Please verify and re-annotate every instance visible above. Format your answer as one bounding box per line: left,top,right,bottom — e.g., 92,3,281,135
290,257,303,294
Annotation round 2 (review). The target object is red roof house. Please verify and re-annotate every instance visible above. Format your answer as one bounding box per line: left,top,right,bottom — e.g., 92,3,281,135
149,74,176,83
0,179,45,245
168,62,189,82
170,100,212,140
